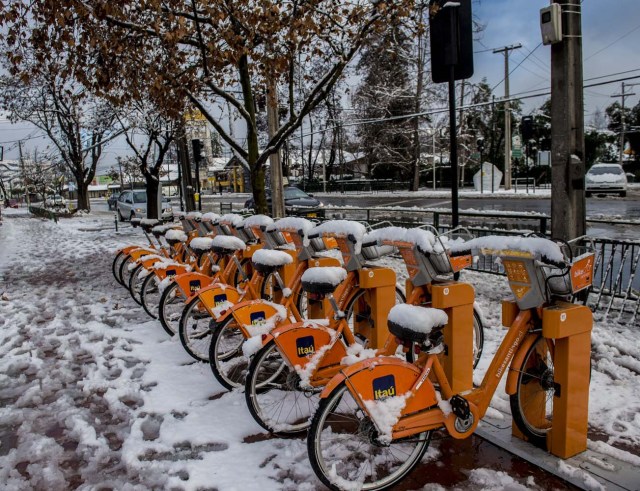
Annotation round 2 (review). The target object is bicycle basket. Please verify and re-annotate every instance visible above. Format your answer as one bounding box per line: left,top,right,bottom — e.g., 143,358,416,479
544,246,595,296
429,227,474,274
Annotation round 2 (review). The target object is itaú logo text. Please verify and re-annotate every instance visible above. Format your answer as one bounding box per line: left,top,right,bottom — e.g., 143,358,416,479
373,374,396,400
296,336,315,357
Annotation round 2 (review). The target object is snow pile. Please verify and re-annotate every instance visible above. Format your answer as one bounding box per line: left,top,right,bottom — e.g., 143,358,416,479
185,211,202,219
450,235,565,264
310,220,367,253
211,235,246,251
388,304,448,335
242,214,274,229
301,266,347,288
364,226,438,254
363,393,411,444
251,249,293,267
189,237,215,251
467,469,533,490
340,343,378,366
164,229,188,242
219,213,244,227
242,301,289,337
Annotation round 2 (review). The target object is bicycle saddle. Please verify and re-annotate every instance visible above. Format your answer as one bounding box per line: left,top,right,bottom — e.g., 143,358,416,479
251,249,293,275
387,304,448,345
301,266,347,295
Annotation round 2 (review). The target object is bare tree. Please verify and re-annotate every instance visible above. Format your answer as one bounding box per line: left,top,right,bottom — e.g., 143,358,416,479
1,0,415,214
0,66,118,211
115,100,179,219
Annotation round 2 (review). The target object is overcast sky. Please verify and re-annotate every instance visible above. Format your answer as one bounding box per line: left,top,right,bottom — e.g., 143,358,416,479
1,0,639,170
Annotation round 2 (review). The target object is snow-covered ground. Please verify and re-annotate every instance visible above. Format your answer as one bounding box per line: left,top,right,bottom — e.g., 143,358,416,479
1,211,639,490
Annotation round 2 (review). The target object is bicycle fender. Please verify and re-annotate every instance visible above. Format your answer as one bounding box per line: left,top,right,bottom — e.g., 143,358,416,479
128,248,158,262
137,254,167,269
271,322,347,372
505,334,539,396
196,284,241,318
221,300,290,338
118,245,150,255
322,357,439,417
171,272,214,298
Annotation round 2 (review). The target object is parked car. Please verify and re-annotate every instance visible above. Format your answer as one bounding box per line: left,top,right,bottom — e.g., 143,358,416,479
244,186,325,217
7,198,20,209
585,163,628,197
45,194,67,208
107,192,120,211
117,189,173,221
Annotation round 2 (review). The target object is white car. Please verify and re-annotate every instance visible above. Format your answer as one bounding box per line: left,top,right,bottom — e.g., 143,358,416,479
585,163,628,197
117,189,173,221
45,194,67,208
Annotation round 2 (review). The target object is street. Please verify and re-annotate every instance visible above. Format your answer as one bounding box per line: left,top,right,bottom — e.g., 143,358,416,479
93,186,640,240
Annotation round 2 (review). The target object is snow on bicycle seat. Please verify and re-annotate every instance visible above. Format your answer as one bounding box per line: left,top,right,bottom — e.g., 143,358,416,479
252,249,293,274
449,235,566,268
165,229,188,244
202,212,221,222
130,217,142,228
244,214,275,229
219,213,244,227
211,235,246,254
189,237,216,252
152,223,180,234
387,304,448,344
301,267,347,295
186,211,202,222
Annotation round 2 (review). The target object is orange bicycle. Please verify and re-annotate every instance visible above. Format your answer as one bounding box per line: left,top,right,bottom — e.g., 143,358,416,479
306,235,595,491
243,225,481,436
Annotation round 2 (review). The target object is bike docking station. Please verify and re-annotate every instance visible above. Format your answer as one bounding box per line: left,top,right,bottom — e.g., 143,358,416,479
478,249,637,491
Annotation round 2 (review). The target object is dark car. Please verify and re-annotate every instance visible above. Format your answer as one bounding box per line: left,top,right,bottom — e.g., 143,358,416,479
244,186,325,217
107,192,120,211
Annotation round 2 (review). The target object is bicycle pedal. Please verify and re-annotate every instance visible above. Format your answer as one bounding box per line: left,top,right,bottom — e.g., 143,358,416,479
450,395,471,420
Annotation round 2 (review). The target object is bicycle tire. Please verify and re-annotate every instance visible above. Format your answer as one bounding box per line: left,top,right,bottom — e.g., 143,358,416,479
179,295,212,362
112,250,126,285
307,381,432,491
472,309,484,369
128,264,145,305
158,281,183,336
140,273,160,319
119,254,136,292
208,315,248,390
509,335,555,447
245,339,317,435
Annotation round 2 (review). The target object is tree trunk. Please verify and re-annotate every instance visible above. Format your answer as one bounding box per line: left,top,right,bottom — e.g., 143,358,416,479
177,134,195,212
76,179,90,211
411,21,425,192
145,173,160,219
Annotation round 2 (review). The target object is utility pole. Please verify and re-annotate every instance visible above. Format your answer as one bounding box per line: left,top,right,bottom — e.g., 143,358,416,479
611,82,637,165
550,0,585,240
18,140,30,206
493,43,522,191
267,80,285,218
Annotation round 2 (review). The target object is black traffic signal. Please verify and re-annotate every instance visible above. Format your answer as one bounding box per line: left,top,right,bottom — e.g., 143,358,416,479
476,138,485,153
191,139,203,162
521,116,535,141
429,0,474,83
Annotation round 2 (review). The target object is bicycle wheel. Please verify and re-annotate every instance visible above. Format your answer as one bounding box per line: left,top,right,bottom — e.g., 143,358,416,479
472,309,484,369
208,316,249,390
128,264,147,305
179,295,213,362
245,339,318,435
119,254,136,292
140,274,161,319
233,258,253,287
510,335,555,447
308,381,432,491
260,272,308,317
158,282,184,336
112,250,126,285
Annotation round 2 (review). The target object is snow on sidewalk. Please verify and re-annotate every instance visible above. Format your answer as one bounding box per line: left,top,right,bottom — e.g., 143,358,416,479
0,213,638,491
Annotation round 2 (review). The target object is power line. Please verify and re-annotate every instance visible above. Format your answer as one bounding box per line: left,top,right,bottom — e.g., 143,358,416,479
584,23,640,61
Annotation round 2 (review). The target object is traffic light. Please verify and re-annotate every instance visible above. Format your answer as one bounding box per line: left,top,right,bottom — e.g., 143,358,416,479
429,0,474,83
191,139,203,162
476,138,485,153
521,116,534,141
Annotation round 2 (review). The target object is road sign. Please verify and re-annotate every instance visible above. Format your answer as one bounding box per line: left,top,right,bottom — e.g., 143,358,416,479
512,148,523,159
